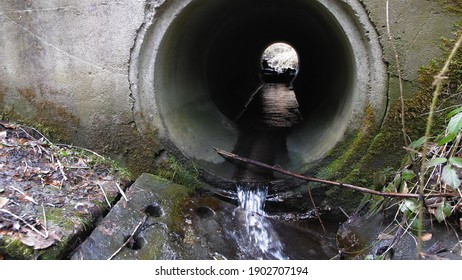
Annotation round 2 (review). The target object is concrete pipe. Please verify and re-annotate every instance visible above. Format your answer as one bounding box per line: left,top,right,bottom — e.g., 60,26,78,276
133,0,387,182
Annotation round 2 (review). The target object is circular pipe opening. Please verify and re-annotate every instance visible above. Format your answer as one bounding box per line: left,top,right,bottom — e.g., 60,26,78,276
261,42,299,74
135,0,387,184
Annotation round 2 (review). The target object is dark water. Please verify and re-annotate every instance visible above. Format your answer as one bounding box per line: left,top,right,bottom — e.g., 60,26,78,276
236,83,302,130
186,194,338,260
207,82,336,259
232,82,302,182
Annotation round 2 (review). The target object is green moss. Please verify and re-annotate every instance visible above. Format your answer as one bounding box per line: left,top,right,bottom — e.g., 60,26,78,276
439,0,462,13
316,21,462,211
154,154,203,188
161,182,193,233
1,88,80,144
318,105,378,179
0,237,35,259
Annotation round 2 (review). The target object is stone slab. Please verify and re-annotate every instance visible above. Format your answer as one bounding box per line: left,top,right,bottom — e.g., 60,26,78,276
71,173,191,260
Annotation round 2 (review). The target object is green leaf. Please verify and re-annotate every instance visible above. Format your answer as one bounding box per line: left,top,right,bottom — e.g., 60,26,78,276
402,169,416,180
435,204,446,223
442,165,462,190
438,133,457,146
447,112,462,136
400,199,418,214
409,217,422,236
384,182,397,193
443,202,452,218
427,157,447,167
400,180,408,193
392,174,401,189
449,157,462,168
435,202,453,223
447,107,462,118
409,136,426,149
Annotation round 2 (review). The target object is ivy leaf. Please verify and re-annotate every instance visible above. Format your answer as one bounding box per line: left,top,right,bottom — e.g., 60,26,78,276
392,174,401,189
400,199,418,214
409,136,426,149
447,107,462,118
427,157,447,167
447,112,462,137
435,204,446,223
449,157,462,168
384,182,397,193
442,165,462,190
435,202,453,223
402,169,416,181
438,112,462,146
438,133,456,146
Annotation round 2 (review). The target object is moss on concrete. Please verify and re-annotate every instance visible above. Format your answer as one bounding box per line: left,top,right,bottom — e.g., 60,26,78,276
314,19,462,212
312,104,381,210
153,153,203,189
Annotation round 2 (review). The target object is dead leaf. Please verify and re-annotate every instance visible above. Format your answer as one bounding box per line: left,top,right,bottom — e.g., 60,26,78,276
18,138,30,145
421,232,432,242
20,233,56,249
0,122,18,129
0,197,9,208
19,226,62,250
377,233,394,240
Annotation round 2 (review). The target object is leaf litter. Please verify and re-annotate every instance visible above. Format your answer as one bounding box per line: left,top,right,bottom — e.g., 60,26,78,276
0,122,131,258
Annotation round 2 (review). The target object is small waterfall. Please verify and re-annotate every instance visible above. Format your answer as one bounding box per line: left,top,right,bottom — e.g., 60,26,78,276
233,184,288,260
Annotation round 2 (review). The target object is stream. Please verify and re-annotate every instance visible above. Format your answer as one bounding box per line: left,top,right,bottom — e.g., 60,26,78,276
233,184,288,259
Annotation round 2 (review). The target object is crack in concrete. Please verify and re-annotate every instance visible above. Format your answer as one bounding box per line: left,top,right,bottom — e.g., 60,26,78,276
1,12,126,75
128,0,164,134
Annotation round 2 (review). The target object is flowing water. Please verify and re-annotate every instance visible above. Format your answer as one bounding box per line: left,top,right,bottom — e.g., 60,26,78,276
233,184,288,260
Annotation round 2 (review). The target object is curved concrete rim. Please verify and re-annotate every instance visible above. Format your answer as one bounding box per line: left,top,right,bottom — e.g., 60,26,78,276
131,0,387,182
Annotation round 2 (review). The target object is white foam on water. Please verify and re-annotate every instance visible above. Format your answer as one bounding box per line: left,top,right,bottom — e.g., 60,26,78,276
234,184,288,260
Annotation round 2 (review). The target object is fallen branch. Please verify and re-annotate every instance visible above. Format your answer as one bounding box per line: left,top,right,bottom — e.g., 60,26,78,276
214,148,458,199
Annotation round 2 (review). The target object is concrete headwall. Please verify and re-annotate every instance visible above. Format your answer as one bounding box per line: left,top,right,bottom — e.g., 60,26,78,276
0,0,459,182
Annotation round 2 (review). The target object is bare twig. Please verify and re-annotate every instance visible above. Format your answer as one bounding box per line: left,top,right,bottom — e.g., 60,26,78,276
56,158,68,183
0,209,48,238
107,220,144,260
55,143,105,159
97,182,112,208
8,185,38,205
386,0,409,148
41,203,49,239
19,125,52,145
307,186,326,232
115,182,129,202
214,148,458,199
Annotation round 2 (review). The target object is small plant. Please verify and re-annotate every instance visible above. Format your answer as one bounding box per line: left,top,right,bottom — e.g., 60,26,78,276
367,28,462,258
155,154,202,188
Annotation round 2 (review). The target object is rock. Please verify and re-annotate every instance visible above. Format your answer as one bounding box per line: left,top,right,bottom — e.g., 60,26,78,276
70,173,192,260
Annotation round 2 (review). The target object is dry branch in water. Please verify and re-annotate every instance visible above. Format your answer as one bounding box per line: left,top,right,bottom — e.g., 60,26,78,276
214,148,459,200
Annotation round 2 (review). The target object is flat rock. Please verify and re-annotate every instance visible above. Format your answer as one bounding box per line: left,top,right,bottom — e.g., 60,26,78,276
71,173,191,260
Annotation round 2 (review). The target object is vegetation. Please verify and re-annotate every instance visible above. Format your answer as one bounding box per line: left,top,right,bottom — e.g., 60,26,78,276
365,26,462,259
